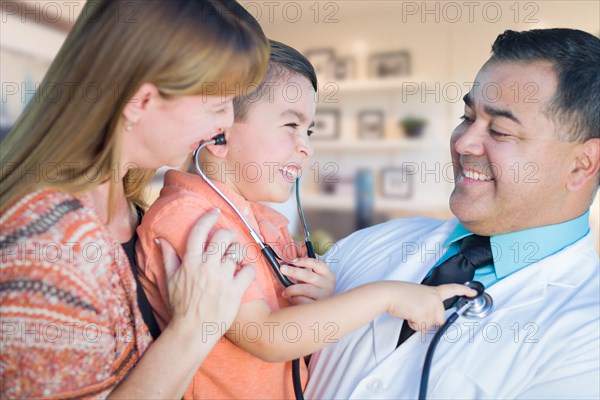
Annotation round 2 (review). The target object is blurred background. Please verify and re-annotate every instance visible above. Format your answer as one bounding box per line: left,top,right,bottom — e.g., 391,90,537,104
2,0,599,253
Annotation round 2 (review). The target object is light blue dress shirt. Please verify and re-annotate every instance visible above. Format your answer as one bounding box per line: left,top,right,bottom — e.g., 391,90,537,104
431,210,591,288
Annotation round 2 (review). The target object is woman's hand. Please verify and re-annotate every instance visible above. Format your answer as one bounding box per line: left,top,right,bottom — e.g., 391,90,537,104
156,209,255,348
280,257,336,304
385,282,476,331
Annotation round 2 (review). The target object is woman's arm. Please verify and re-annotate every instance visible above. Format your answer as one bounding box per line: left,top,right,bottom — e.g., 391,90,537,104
109,210,254,398
227,277,475,362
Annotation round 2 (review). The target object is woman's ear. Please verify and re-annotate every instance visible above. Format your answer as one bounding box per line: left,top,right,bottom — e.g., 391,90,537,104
566,138,600,191
122,83,160,123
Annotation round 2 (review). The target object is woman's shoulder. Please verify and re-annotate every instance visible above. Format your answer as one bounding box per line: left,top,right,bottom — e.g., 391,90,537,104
1,189,102,246
0,189,117,284
0,188,132,319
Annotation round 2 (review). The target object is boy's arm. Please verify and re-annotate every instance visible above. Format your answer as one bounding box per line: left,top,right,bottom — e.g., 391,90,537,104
226,281,476,362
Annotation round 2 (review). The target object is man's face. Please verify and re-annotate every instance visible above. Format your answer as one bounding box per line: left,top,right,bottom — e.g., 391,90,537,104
449,60,581,235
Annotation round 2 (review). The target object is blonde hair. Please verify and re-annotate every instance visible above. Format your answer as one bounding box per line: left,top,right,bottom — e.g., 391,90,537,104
0,0,269,215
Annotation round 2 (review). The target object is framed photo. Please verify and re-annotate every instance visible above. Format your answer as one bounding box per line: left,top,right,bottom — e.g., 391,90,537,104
0,48,52,140
313,109,340,140
368,50,411,78
331,56,356,81
305,48,335,81
380,167,413,199
357,110,385,140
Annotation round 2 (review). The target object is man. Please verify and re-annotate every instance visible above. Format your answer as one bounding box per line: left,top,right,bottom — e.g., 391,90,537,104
305,28,599,399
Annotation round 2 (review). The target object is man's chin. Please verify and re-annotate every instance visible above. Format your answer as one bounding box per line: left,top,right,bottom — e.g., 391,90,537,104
450,196,481,223
450,201,502,235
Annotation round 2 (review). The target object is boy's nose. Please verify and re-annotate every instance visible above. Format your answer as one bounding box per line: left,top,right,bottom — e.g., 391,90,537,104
296,135,314,159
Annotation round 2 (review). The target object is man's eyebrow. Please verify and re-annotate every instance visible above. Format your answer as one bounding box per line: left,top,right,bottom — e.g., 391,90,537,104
483,105,522,125
462,93,522,125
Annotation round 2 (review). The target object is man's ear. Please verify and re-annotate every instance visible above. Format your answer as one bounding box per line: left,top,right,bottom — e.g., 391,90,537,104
122,83,160,123
567,138,600,191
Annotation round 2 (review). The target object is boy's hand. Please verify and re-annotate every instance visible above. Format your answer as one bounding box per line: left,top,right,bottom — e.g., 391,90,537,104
280,257,336,305
386,282,477,332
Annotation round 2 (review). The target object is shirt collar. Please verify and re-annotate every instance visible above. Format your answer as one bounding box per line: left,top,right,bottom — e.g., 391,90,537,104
444,211,591,280
164,169,253,222
163,168,290,241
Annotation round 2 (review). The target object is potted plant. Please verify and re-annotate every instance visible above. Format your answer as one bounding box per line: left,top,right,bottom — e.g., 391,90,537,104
399,116,427,139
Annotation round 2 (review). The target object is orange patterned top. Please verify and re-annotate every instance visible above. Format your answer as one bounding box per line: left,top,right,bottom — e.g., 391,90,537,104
0,189,152,399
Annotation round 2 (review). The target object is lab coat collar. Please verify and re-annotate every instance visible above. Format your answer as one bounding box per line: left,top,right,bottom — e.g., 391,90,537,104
489,231,597,311
445,211,591,282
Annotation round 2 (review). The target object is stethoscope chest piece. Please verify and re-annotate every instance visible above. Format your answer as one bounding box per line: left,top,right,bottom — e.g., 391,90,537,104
456,291,493,318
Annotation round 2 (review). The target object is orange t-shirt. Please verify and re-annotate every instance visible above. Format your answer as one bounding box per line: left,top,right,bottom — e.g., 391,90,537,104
136,170,307,399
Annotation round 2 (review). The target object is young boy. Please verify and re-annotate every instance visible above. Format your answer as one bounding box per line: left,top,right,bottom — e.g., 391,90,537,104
136,40,474,399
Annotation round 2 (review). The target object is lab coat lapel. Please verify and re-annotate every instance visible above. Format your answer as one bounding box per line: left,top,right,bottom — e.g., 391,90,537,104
372,219,458,362
485,232,596,313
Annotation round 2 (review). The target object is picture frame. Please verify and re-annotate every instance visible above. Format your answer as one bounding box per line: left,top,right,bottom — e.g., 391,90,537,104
380,167,413,199
313,108,340,140
331,56,356,81
357,110,385,140
0,48,52,140
305,48,335,81
368,50,411,78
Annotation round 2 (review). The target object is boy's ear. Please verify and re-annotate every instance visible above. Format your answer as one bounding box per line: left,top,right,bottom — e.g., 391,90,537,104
122,82,159,122
566,138,600,191
205,142,229,158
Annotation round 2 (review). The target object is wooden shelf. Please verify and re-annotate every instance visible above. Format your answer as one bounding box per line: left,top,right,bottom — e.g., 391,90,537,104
324,77,429,93
300,193,448,212
311,139,446,152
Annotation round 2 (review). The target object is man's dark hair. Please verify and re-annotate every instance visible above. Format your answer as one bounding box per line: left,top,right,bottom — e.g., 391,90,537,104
491,29,600,143
233,39,317,121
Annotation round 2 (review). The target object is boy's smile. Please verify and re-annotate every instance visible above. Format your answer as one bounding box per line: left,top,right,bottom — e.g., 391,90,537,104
280,164,302,183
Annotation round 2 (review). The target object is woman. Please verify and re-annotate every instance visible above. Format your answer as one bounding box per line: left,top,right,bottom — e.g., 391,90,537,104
0,0,268,398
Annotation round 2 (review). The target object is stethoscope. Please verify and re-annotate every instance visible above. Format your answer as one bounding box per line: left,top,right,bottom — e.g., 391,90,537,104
419,280,493,400
193,133,312,400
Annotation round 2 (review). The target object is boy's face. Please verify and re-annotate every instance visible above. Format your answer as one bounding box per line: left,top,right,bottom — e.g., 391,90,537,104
225,73,316,203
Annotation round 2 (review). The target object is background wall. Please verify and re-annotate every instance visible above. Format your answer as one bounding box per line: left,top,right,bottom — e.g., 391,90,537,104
240,0,599,249
2,0,599,252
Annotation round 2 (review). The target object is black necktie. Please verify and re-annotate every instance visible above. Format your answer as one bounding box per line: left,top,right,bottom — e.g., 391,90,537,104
396,234,493,347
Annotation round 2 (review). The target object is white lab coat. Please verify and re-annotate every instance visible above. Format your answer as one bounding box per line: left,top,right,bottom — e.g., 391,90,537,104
306,218,600,399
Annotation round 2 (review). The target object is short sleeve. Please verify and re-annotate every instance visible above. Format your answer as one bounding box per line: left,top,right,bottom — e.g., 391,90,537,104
136,196,264,325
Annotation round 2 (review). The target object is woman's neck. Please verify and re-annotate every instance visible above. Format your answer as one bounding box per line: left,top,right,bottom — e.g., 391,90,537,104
89,180,137,243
